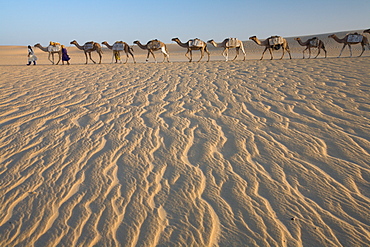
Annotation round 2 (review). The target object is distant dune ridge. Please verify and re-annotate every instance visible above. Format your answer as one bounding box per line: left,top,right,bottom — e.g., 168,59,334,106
0,30,370,246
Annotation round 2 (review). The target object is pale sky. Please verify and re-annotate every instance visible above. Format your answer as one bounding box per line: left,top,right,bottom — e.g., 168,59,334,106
1,0,369,46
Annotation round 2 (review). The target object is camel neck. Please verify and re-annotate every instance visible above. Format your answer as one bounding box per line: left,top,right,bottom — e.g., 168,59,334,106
135,42,147,50
296,39,307,46
173,39,188,48
103,42,113,49
36,45,48,52
332,35,345,43
73,42,85,50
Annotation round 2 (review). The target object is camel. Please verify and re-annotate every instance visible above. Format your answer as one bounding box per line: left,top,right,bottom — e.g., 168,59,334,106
70,40,103,64
294,37,327,59
207,38,246,61
102,41,136,64
34,42,62,65
249,36,292,60
328,33,369,57
133,39,169,63
171,38,210,62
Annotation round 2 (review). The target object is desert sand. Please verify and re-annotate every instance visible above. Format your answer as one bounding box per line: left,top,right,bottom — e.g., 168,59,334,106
0,30,370,247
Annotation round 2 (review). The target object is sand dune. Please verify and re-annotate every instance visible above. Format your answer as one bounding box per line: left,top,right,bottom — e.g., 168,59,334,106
1,30,370,246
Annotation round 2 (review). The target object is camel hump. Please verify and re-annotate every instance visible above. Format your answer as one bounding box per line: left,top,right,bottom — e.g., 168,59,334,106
48,42,61,52
189,38,204,47
309,37,319,46
347,34,363,43
84,41,95,50
226,38,239,47
148,40,162,49
268,36,284,46
113,42,125,51
49,41,60,46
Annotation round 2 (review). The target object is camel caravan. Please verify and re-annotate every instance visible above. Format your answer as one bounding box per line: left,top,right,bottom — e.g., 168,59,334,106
33,29,370,65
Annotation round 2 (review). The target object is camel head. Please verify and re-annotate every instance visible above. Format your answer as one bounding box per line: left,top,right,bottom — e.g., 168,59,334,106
133,40,140,45
101,41,108,45
364,29,370,34
70,40,77,45
171,38,180,42
34,43,41,47
328,34,335,39
207,40,217,47
249,36,257,41
294,37,301,41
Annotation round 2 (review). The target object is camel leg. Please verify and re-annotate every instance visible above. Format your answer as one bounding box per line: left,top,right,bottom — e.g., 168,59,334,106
241,46,246,61
48,53,54,64
129,50,136,63
56,53,61,65
223,48,228,61
206,48,210,62
185,50,192,62
232,48,239,61
145,51,150,63
348,45,353,57
150,51,157,63
124,52,129,64
98,51,102,64
286,45,292,59
308,47,311,59
89,52,96,64
280,48,285,60
84,52,89,64
161,47,169,62
314,48,320,59
302,47,308,59
198,49,204,62
359,45,365,57
261,47,269,60
338,44,347,58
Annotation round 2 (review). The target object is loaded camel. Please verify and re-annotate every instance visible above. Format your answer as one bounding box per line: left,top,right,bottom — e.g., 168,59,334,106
294,37,327,59
102,41,136,64
70,40,103,64
171,38,210,62
133,40,169,63
34,42,62,65
328,33,369,57
207,38,246,61
249,36,292,60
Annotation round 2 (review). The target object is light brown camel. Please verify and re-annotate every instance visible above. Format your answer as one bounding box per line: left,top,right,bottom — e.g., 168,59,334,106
328,33,369,57
294,37,327,59
102,41,136,64
34,43,62,65
70,40,103,64
133,39,169,63
249,36,292,60
207,38,246,61
171,38,210,62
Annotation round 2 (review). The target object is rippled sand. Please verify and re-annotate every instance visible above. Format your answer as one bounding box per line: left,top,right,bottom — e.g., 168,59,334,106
0,56,370,246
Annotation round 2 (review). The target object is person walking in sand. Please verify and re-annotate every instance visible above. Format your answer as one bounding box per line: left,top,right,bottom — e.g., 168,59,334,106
61,45,70,65
27,45,37,65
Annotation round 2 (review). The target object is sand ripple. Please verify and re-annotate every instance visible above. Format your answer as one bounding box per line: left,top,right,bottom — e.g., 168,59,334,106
1,58,370,246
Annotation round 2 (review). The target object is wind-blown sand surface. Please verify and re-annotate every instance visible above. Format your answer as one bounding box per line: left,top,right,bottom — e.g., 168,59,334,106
1,32,370,246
